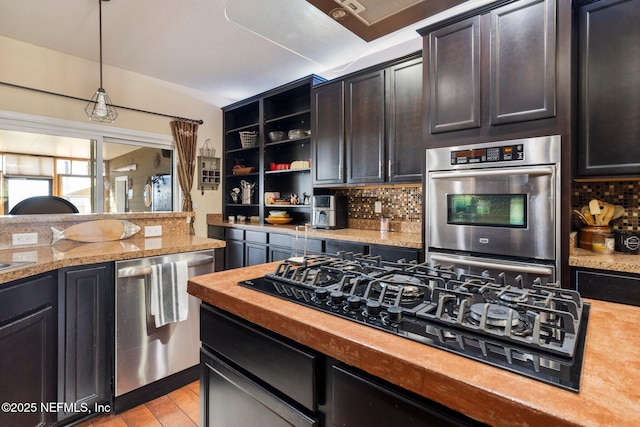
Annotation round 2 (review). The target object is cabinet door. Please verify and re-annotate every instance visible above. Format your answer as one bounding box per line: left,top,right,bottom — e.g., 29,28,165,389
245,242,268,266
386,57,425,182
226,239,245,269
345,70,386,184
0,273,57,427
270,246,292,262
577,0,640,176
490,0,556,124
331,365,484,427
428,16,481,134
312,81,345,186
58,263,113,423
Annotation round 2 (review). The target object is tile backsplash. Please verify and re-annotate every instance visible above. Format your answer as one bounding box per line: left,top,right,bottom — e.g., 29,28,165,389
335,185,422,233
572,180,640,230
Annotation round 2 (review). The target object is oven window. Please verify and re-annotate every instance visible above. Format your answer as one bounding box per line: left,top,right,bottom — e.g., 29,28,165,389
447,194,526,227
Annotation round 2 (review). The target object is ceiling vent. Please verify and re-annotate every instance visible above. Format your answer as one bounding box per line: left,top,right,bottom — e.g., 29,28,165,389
308,0,466,41
333,0,425,27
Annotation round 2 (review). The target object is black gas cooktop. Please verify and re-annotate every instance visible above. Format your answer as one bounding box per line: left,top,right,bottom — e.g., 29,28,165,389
238,254,589,392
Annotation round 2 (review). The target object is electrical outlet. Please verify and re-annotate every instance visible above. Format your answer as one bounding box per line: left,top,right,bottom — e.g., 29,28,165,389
144,225,162,237
12,233,38,246
374,201,382,214
12,251,38,263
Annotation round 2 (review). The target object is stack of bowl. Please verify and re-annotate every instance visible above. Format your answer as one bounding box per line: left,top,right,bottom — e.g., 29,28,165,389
265,210,293,225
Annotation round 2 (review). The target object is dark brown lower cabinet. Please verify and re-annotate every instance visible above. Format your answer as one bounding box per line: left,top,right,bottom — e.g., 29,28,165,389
0,272,57,427
200,304,485,427
572,268,640,307
58,263,114,425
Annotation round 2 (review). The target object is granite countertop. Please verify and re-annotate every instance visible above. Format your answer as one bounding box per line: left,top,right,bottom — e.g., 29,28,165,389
188,263,640,427
207,218,423,249
568,231,640,274
0,235,225,284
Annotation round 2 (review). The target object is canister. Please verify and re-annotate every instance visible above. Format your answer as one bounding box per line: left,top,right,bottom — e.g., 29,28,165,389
578,225,612,250
614,231,640,254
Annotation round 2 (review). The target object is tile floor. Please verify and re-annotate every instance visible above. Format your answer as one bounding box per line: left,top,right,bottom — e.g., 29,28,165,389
74,381,199,427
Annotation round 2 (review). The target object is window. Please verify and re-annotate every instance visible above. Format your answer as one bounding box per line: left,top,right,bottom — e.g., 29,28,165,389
0,125,175,215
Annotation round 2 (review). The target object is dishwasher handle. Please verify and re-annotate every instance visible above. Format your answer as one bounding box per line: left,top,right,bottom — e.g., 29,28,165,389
117,256,214,279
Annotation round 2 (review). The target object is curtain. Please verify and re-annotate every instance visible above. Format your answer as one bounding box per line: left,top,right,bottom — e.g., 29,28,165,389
171,120,199,235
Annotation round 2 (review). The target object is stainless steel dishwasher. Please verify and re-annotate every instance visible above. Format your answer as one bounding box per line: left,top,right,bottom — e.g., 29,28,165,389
114,249,215,398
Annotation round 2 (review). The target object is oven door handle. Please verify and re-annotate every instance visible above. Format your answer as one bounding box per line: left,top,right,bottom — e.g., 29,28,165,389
429,254,554,276
429,165,554,179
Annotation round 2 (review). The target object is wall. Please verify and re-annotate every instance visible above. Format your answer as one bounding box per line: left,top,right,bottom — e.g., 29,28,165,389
0,36,227,237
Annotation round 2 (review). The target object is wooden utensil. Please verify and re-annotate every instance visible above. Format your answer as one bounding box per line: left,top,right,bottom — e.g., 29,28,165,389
613,205,625,220
573,209,591,225
581,206,595,225
589,199,602,224
601,204,615,226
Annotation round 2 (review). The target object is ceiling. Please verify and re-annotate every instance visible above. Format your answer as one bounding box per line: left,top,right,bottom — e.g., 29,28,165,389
0,0,489,157
0,0,486,104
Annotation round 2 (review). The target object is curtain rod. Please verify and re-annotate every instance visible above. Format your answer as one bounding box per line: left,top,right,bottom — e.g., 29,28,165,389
0,81,204,125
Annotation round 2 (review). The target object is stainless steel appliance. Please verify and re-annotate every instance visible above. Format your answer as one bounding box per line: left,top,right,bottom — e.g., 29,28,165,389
114,250,215,402
312,195,347,229
239,253,589,392
425,135,561,286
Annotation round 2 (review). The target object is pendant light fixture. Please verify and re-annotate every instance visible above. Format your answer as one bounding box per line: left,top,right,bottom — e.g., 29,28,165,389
85,0,118,122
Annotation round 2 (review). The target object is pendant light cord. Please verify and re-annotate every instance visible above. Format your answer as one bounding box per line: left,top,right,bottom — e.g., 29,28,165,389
99,0,104,90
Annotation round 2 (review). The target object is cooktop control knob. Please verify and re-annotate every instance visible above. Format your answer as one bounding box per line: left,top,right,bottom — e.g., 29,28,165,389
347,295,362,310
314,288,329,301
330,291,345,305
366,300,381,316
387,306,403,323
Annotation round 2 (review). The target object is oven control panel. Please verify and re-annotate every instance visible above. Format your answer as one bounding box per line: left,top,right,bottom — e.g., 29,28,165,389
450,144,524,165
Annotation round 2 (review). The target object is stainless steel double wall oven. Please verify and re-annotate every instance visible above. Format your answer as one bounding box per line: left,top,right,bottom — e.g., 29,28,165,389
425,135,561,286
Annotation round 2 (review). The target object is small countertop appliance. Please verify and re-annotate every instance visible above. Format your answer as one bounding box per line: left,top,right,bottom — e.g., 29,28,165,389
312,195,347,229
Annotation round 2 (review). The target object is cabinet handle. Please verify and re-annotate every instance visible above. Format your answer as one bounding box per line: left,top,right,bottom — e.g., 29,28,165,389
379,162,383,178
388,160,392,177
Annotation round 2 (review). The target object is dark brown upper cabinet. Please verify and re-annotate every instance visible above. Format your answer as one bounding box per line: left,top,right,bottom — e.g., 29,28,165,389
386,57,424,183
428,16,481,134
490,0,556,125
420,0,559,146
345,70,386,185
312,81,346,186
312,53,423,187
576,0,640,176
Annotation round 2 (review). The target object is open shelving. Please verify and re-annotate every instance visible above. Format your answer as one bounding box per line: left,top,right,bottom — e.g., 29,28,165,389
222,75,325,225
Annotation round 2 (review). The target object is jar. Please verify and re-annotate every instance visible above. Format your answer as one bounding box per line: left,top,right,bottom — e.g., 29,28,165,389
579,225,613,250
380,216,389,233
591,232,614,254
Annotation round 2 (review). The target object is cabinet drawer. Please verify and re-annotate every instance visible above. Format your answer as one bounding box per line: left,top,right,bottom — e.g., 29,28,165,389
574,268,640,307
325,240,367,256
200,305,318,411
201,349,318,427
369,245,423,263
226,228,244,240
246,230,267,243
270,233,293,248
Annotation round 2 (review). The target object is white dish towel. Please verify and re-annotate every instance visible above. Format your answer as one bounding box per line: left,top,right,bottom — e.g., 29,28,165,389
149,260,189,328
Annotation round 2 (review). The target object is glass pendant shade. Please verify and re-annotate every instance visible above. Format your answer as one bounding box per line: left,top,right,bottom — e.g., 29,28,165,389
86,88,118,122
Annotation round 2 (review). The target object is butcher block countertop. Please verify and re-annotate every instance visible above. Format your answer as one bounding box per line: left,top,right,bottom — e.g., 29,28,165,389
0,235,225,284
188,262,640,427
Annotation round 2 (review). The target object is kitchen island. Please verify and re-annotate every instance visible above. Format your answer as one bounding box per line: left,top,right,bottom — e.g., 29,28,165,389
188,262,640,427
